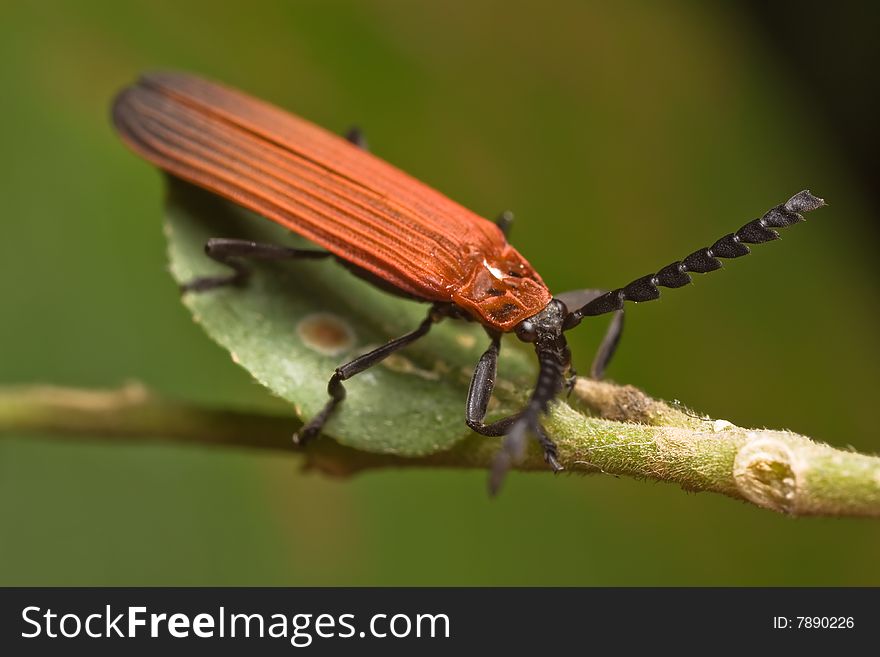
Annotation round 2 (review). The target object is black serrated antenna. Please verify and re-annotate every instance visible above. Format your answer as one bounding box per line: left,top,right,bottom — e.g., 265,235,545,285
563,190,826,328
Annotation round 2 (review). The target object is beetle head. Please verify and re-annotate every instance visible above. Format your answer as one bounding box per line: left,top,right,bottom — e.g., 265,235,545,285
514,299,572,376
514,298,567,346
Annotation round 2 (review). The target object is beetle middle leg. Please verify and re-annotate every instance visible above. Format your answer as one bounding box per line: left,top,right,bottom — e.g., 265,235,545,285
344,126,368,150
180,238,331,293
494,210,514,237
465,333,563,480
294,304,446,445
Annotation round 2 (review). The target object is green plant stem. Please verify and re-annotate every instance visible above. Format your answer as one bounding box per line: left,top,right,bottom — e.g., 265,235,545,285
1,381,878,518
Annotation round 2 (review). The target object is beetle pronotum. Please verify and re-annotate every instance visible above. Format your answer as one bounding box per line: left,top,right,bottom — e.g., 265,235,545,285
112,72,825,493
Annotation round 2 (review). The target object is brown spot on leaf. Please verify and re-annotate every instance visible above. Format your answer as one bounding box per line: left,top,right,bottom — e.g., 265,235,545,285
297,313,355,356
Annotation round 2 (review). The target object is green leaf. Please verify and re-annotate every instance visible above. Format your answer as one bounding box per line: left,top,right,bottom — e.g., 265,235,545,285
163,178,537,456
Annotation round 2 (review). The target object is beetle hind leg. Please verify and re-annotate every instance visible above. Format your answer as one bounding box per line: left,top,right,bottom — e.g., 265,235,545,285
180,238,331,293
294,305,444,445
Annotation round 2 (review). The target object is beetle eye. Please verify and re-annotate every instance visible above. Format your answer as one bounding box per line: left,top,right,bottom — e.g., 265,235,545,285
515,320,537,343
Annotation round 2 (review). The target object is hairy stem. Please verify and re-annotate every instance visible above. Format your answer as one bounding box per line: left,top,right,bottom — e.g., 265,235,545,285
1,381,878,518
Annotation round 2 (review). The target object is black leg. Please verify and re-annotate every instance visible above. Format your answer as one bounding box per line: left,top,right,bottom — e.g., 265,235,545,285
294,306,444,444
494,210,514,237
180,238,330,293
564,368,578,396
590,309,623,380
345,126,368,151
555,288,624,379
465,334,562,493
465,334,503,434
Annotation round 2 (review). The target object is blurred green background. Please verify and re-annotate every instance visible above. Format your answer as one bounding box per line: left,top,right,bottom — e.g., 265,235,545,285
1,1,878,585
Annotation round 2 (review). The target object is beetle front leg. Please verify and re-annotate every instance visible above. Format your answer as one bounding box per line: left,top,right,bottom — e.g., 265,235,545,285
294,305,444,444
181,238,331,293
464,333,502,435
565,368,578,396
465,334,562,482
590,306,624,380
555,288,625,379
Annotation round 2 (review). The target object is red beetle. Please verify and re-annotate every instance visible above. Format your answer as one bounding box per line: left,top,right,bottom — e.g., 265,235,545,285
113,72,825,492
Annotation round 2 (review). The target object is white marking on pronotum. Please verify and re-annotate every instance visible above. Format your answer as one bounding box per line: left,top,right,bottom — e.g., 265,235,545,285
483,258,505,280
